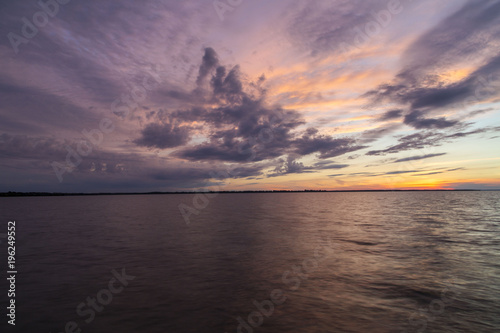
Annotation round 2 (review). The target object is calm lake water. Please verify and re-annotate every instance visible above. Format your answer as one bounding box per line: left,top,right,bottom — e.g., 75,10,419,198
0,192,499,332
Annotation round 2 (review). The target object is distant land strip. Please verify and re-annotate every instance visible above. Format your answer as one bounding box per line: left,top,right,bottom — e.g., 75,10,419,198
1,189,495,197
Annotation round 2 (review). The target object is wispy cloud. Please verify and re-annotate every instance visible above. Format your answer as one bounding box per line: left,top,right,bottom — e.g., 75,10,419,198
394,153,447,163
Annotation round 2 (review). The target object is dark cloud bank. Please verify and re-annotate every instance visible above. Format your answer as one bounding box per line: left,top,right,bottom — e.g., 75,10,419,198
132,48,367,180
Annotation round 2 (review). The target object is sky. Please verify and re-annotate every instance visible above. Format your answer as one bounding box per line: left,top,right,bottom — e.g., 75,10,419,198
0,0,499,192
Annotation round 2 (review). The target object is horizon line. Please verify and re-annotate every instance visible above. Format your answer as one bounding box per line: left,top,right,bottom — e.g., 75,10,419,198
1,189,498,197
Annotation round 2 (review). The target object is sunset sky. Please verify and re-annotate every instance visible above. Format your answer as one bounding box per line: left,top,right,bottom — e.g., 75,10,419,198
1,0,499,192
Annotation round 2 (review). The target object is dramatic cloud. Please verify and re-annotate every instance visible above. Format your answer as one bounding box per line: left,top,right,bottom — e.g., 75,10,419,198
156,48,369,165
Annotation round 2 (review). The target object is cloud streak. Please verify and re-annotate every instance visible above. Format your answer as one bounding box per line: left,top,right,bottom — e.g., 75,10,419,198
393,153,447,163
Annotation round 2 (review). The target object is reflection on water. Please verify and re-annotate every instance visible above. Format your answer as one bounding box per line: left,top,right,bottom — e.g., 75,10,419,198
0,191,499,332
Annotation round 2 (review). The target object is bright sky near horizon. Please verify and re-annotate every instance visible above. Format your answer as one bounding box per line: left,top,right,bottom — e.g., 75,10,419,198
0,0,499,192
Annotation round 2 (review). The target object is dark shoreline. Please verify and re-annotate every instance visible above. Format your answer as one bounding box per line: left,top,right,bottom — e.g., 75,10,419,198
1,189,495,197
